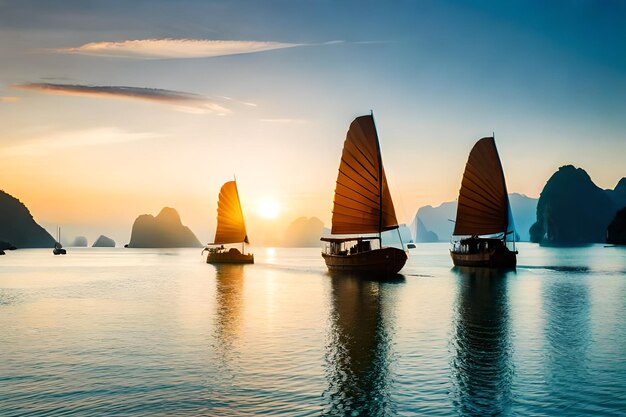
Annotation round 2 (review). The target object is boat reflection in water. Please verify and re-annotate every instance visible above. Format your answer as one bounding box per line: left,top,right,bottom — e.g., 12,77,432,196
450,267,514,416
323,274,404,416
212,264,245,367
543,277,591,413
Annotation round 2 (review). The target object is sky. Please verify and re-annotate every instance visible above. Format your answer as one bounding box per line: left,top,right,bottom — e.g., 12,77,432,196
1,0,625,245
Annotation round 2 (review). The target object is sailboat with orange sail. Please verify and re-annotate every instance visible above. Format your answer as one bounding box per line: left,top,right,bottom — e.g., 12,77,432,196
204,180,254,264
321,114,407,276
450,136,517,268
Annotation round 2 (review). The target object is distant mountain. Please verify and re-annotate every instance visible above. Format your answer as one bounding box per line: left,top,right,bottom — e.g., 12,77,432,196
127,207,202,248
607,207,626,245
282,217,325,247
71,236,88,247
529,165,624,244
411,193,538,242
606,177,626,208
381,224,413,246
93,235,116,247
414,218,439,243
0,190,55,248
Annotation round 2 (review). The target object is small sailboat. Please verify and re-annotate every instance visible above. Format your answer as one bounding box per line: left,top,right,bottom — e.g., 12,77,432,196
204,180,254,264
53,226,67,255
450,136,517,268
321,114,407,276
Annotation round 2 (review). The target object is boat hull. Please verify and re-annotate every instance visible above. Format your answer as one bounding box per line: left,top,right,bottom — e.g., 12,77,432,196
322,247,407,277
53,248,66,255
0,249,5,255
450,245,516,268
207,251,254,264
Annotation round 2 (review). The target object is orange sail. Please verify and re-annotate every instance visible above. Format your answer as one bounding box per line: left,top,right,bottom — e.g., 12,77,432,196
213,181,249,244
453,137,510,236
331,115,399,235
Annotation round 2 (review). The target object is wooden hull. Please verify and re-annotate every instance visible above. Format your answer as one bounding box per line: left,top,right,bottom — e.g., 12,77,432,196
207,251,254,264
322,247,407,277
450,245,516,268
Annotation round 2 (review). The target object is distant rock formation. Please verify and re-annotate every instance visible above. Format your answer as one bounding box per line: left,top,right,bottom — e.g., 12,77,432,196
0,190,55,248
93,235,116,247
529,166,621,244
411,193,538,242
607,207,626,245
381,224,413,246
71,236,88,247
282,217,325,247
127,207,202,248
414,217,439,242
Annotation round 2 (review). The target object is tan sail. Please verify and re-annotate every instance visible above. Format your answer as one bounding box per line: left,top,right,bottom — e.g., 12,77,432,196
331,115,399,234
453,137,509,236
214,181,249,244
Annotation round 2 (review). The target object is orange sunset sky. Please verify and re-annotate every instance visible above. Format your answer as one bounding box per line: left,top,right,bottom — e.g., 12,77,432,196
1,1,624,244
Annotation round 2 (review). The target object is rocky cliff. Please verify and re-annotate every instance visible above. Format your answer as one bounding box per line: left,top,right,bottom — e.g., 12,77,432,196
0,190,55,248
607,207,626,245
93,235,116,247
127,207,202,248
529,166,621,244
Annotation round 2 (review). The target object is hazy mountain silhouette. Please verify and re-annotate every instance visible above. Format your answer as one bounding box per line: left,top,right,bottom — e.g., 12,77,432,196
411,193,537,242
127,207,202,248
71,236,88,247
93,235,116,247
282,217,324,247
607,207,626,245
606,178,626,208
529,166,623,244
0,190,55,248
413,217,439,242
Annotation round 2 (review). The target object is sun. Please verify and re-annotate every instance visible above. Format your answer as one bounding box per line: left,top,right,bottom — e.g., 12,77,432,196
257,198,281,219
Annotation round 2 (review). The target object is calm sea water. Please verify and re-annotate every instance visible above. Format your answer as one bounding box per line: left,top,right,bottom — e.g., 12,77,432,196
1,243,625,416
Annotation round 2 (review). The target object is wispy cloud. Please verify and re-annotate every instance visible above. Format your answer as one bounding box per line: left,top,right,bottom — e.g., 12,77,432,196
52,38,302,59
218,96,257,107
0,128,162,157
260,118,308,124
0,96,20,103
12,83,230,114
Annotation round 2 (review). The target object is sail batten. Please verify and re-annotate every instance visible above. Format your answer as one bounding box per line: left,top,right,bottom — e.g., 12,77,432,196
330,115,399,235
213,181,249,245
453,137,510,236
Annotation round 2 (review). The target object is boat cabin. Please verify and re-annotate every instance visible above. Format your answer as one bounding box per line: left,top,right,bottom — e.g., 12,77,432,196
452,236,508,254
321,237,381,256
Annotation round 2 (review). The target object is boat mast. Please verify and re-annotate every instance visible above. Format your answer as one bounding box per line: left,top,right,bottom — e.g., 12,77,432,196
371,110,383,246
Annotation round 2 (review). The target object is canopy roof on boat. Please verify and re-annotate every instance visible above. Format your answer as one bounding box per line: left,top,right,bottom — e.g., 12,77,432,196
453,136,511,236
330,114,399,235
213,180,249,245
320,236,380,243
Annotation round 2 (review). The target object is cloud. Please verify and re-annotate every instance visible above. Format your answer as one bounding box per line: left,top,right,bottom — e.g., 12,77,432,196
219,96,257,107
52,38,302,59
260,118,308,124
12,83,230,114
0,127,162,157
0,96,20,103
